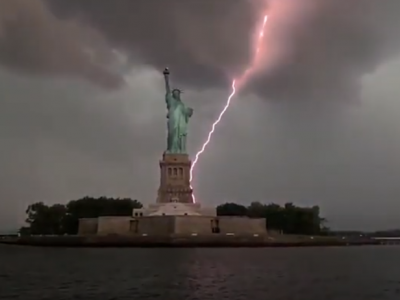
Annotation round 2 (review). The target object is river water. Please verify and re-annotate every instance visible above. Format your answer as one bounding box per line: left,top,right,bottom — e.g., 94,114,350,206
0,245,399,300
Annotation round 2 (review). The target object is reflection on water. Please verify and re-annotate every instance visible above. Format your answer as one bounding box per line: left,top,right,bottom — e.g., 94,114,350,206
0,245,399,300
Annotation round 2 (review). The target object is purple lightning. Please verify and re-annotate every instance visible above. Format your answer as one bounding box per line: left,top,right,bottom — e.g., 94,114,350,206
190,14,269,202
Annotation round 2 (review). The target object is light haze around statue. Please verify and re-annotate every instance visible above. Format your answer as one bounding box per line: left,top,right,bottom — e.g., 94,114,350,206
163,68,193,154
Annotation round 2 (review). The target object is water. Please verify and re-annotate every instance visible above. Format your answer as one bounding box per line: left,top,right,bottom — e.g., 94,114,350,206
0,245,399,300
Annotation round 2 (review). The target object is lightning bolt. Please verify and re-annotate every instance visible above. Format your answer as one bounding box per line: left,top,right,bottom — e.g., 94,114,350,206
190,14,269,202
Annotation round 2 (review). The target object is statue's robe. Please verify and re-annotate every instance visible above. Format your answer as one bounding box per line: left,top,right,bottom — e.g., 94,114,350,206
165,93,193,153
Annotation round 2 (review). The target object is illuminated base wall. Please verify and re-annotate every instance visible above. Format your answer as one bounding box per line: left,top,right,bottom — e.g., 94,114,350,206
132,203,216,217
78,215,267,236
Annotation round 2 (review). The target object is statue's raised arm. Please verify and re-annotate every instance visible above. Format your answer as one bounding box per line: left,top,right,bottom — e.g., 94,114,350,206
163,67,171,95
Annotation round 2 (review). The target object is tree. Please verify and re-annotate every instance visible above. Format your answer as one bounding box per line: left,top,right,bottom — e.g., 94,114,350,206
217,203,247,216
247,202,267,218
23,202,67,235
216,201,328,235
263,203,285,231
21,197,142,235
63,197,142,234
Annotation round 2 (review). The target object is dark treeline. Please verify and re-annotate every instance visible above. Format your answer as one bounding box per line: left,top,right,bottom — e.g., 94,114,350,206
217,202,328,235
20,197,328,236
20,197,142,236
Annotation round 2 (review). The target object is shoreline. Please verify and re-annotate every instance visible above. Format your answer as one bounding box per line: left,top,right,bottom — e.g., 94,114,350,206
0,234,381,248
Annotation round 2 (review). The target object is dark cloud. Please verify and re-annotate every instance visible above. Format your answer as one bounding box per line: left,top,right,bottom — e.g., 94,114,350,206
2,0,400,101
0,0,122,88
47,0,256,89
48,0,400,102
250,0,400,103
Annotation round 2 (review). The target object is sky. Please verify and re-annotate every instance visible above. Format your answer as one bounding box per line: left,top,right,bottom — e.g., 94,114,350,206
1,0,400,231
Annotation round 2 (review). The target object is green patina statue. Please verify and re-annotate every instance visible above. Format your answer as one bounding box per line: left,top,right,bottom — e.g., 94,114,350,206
163,68,193,154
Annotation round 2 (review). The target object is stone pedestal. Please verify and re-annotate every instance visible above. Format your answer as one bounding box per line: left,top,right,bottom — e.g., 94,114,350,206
157,153,193,204
132,152,216,217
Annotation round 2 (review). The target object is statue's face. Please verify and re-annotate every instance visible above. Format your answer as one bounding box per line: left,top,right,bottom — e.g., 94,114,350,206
172,89,181,100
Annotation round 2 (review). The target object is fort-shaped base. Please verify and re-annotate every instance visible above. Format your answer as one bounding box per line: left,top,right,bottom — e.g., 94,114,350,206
133,202,216,217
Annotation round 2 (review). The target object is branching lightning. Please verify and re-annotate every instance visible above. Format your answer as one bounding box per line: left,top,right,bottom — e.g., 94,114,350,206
190,14,269,202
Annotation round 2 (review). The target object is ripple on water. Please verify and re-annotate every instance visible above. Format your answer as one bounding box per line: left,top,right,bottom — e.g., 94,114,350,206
0,245,399,300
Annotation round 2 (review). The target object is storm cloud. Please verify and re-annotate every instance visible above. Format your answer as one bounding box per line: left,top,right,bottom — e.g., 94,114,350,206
0,0,122,88
2,0,400,102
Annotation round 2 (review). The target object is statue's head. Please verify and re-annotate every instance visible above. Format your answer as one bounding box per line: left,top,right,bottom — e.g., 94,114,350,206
172,89,182,100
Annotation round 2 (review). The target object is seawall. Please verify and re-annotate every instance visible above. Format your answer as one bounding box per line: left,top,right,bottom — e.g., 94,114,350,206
0,234,380,248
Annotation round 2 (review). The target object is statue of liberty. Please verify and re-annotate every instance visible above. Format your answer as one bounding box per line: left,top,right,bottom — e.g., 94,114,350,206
163,68,193,154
